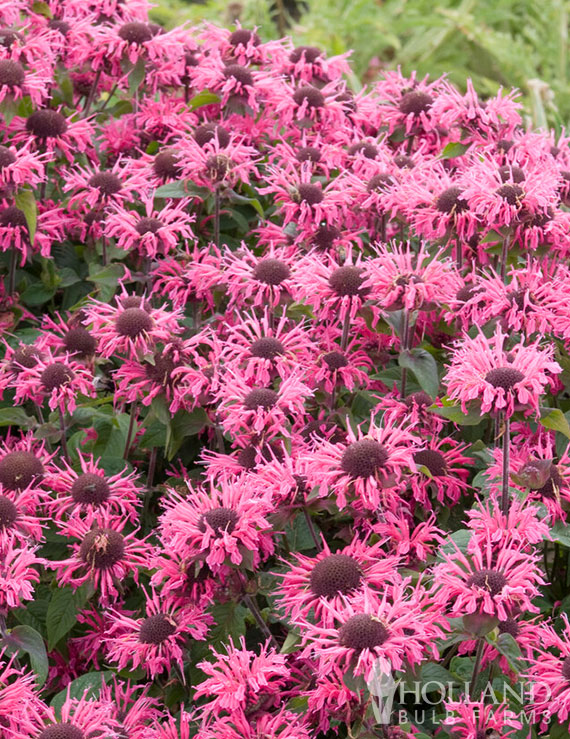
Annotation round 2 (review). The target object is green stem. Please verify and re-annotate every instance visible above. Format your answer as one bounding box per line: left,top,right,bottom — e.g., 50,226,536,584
123,400,138,460
469,638,485,699
500,413,511,516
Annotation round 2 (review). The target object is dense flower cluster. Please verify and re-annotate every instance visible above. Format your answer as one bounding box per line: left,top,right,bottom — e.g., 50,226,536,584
0,2,569,738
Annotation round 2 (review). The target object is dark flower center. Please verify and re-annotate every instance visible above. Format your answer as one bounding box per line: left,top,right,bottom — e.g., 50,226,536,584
40,363,74,391
135,217,163,235
414,449,447,477
399,91,433,116
237,445,258,469
198,507,239,535
394,154,414,169
338,613,390,650
466,569,507,596
0,59,25,88
313,224,340,249
63,327,96,358
0,451,44,491
71,473,111,506
88,172,122,196
290,46,322,64
122,296,150,310
436,186,469,214
118,22,152,44
328,266,366,297
498,619,520,638
205,154,230,181
496,139,514,154
310,554,362,597
296,146,321,163
404,391,432,409
145,354,176,384
11,345,40,371
323,351,348,370
561,656,570,683
367,173,394,192
498,165,525,183
302,418,346,443
253,258,291,286
485,367,525,391
496,184,524,205
229,28,260,46
250,337,285,359
341,439,389,479
0,30,23,49
293,86,325,109
194,123,230,148
38,725,85,739
243,388,278,410
0,206,27,229
223,64,254,86
115,308,153,338
0,145,15,169
80,529,125,569
537,465,563,499
48,19,71,35
348,141,378,159
139,613,177,644
153,151,181,179
297,183,323,205
0,495,17,529
26,110,68,139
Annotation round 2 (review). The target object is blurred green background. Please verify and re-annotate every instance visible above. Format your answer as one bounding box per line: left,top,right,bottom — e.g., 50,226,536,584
150,0,570,128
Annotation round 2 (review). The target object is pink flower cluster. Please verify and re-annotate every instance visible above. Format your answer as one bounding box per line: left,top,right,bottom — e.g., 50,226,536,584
0,2,570,738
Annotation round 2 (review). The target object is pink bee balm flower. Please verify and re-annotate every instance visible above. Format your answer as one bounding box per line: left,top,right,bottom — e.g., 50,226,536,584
194,637,290,716
301,585,444,680
35,691,120,738
105,589,210,680
158,477,274,572
443,327,561,417
196,709,312,739
84,293,182,359
302,411,419,510
433,532,545,621
12,350,95,413
0,650,47,737
223,245,296,310
443,700,522,739
50,452,142,532
105,198,195,258
525,615,570,730
276,535,401,627
216,370,311,441
409,435,472,507
365,241,462,312
52,517,153,604
0,541,41,613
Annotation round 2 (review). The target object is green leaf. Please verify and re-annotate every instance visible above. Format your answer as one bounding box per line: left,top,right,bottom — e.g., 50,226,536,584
431,403,482,426
550,521,570,548
15,190,37,245
399,348,439,397
283,513,319,551
438,529,472,559
20,284,56,306
46,585,91,650
166,407,210,459
51,671,114,714
0,407,35,428
154,181,190,198
440,141,470,158
128,57,146,93
490,632,523,672
540,408,570,439
3,625,48,686
420,661,454,688
208,601,248,648
280,629,302,654
188,91,221,110
32,0,52,17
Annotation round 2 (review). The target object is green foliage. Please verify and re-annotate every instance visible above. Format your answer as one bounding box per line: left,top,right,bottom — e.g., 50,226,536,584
156,0,570,127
